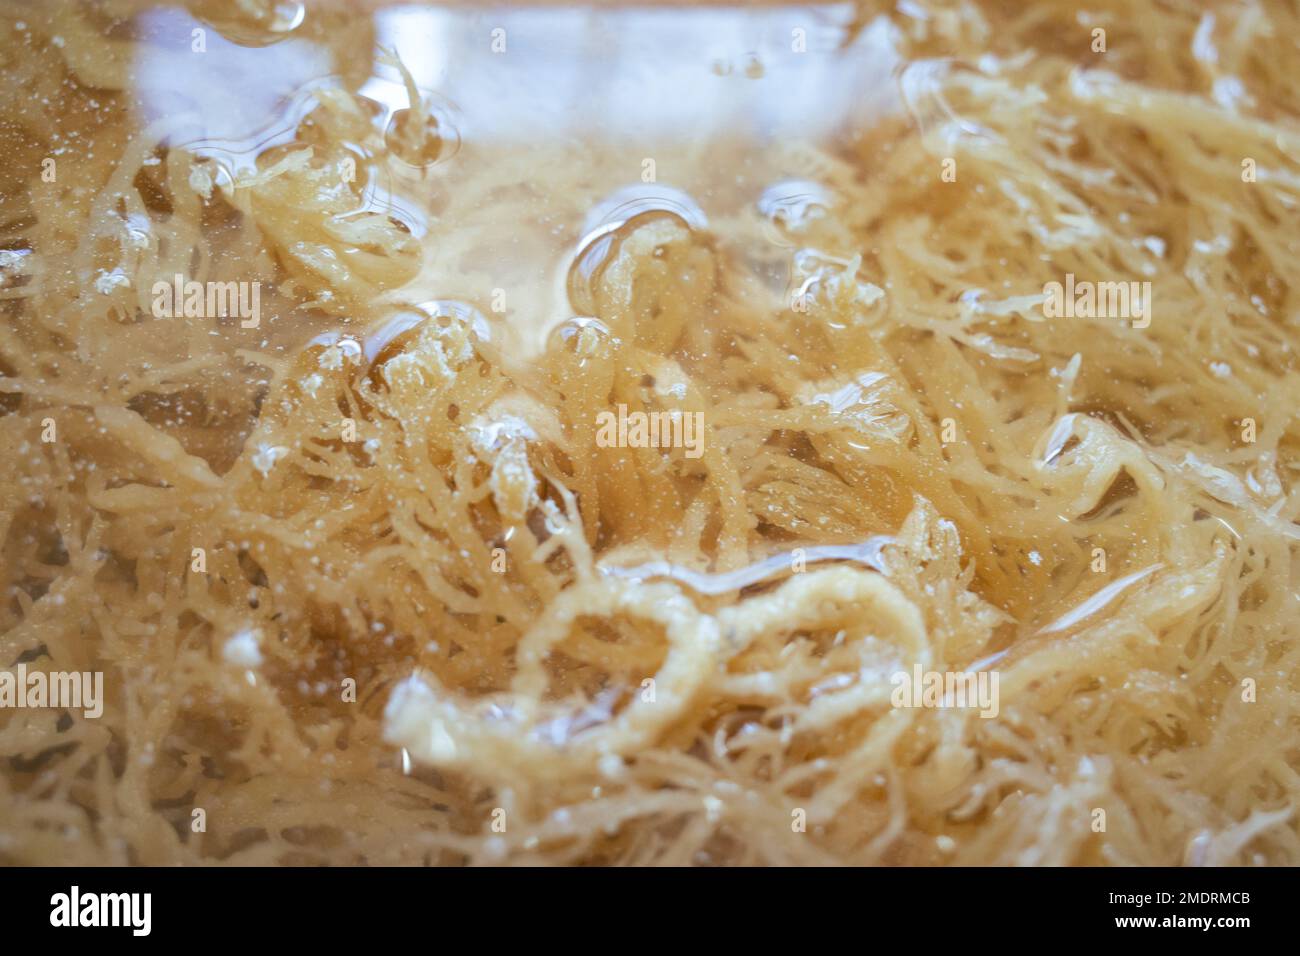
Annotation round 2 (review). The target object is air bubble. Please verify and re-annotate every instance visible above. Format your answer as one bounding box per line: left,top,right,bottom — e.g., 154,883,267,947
568,186,707,317
546,316,613,361
363,301,491,367
757,179,833,239
384,108,450,168
196,0,306,47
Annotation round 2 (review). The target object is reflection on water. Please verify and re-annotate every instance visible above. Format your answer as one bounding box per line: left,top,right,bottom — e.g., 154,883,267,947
364,4,896,142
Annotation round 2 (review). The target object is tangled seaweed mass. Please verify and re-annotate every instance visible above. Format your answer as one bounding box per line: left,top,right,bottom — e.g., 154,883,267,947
1,0,1298,865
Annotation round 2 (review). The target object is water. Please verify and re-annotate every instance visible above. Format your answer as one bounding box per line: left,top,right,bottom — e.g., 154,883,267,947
120,2,900,362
